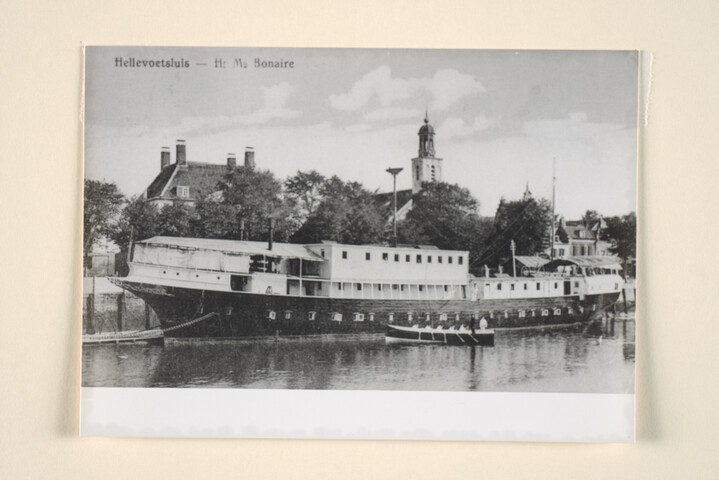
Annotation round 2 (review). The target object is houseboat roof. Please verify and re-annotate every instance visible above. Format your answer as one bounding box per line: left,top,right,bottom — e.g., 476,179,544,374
136,236,324,261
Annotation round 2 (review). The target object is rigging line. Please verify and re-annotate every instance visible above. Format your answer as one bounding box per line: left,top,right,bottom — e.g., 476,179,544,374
470,203,539,265
470,213,542,267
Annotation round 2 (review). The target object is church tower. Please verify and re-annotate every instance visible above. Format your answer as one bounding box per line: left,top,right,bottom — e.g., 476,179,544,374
411,113,443,193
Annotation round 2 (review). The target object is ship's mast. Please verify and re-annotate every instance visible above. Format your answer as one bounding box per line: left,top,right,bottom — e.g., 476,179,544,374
551,157,556,261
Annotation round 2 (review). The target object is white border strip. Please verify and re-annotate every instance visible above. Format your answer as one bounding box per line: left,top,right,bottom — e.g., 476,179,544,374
81,388,634,443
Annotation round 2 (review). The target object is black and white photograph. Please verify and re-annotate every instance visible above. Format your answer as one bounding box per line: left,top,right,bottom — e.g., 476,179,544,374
81,46,637,441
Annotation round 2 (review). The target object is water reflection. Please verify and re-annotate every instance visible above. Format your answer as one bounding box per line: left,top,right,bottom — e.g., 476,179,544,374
83,319,635,393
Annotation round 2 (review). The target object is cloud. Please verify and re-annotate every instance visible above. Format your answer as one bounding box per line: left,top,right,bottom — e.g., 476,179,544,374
329,66,485,112
344,123,373,133
237,82,301,125
174,82,301,136
439,116,496,140
363,107,424,121
521,111,625,139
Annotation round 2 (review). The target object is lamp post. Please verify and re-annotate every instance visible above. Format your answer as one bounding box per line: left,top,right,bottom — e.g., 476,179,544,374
510,239,517,278
386,167,403,247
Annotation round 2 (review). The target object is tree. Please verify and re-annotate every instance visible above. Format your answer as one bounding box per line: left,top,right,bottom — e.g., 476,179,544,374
291,176,385,244
190,198,240,240
283,170,327,230
397,181,486,249
582,209,601,228
157,202,194,238
220,166,288,241
83,179,125,257
481,196,552,268
111,196,160,251
396,182,494,275
604,212,636,273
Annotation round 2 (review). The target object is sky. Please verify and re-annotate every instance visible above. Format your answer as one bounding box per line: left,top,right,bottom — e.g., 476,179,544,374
84,47,638,219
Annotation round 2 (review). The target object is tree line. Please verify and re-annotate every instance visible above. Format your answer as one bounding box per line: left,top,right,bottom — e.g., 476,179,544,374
84,168,637,276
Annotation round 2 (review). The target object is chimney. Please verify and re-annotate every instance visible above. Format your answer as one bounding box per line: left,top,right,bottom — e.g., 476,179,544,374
244,147,255,169
227,153,237,169
160,147,171,170
176,139,186,166
268,217,275,251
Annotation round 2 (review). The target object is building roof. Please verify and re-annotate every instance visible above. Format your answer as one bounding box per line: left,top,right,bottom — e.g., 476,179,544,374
373,188,414,222
137,236,323,261
146,162,234,202
556,221,596,243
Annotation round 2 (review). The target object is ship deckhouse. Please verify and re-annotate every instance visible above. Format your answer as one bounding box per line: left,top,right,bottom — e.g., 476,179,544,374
128,236,470,301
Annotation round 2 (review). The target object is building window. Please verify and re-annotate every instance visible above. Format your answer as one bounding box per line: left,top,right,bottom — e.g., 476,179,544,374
365,252,371,260
415,165,420,179
444,285,449,292
353,312,365,322
320,249,325,258
342,251,347,259
368,313,375,322
497,283,502,290
419,285,424,292
400,285,405,291
448,256,453,264
388,313,394,323
392,284,399,290
308,311,316,321
406,254,411,262
438,256,442,263
416,254,422,263
554,282,558,289
284,311,292,320
177,185,190,197
317,283,322,291
523,283,528,290
331,312,342,322
382,252,388,261
427,256,432,263
394,254,400,262
458,256,464,265
511,284,515,291
356,283,362,291
378,284,383,291
430,165,436,180
266,310,276,320
536,283,541,290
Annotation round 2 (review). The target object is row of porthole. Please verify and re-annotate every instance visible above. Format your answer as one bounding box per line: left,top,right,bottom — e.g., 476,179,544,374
263,306,588,322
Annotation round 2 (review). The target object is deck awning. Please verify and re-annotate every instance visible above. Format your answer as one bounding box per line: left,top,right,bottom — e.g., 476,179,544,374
546,256,623,270
137,236,324,261
514,256,550,269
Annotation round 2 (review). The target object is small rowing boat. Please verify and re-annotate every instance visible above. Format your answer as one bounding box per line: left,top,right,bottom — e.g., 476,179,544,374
385,324,494,346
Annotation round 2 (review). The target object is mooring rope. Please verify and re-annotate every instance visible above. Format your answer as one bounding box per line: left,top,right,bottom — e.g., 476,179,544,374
163,312,218,333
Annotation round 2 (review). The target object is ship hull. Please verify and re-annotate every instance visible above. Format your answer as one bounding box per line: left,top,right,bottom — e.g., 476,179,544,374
113,279,620,338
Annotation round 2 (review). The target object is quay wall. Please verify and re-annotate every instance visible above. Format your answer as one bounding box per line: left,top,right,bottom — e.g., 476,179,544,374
82,277,159,334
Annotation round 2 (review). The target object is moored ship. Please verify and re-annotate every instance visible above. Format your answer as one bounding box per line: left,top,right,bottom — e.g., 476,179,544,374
110,235,624,338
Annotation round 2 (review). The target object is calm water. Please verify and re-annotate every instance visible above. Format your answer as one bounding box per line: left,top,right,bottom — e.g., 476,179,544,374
82,318,635,393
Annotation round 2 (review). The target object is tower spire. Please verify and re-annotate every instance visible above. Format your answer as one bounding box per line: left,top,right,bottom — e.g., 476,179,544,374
412,114,442,193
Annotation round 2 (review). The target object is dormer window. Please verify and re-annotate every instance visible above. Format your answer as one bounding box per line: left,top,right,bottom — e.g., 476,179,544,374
177,185,190,198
